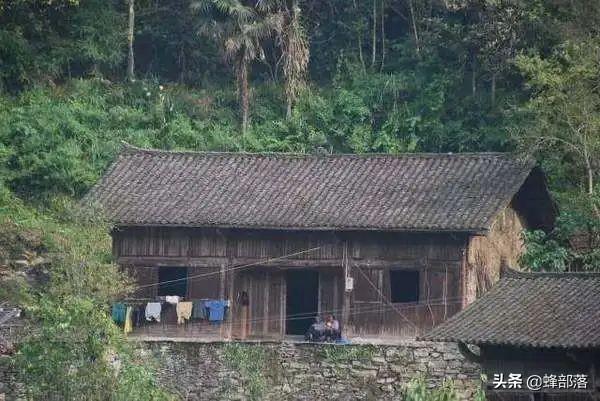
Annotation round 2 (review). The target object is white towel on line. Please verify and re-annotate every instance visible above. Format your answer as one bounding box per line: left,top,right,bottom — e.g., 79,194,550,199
165,295,180,305
145,302,162,322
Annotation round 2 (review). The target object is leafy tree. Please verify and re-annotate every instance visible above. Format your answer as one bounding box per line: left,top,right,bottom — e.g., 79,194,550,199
0,0,124,91
520,194,600,272
515,40,600,217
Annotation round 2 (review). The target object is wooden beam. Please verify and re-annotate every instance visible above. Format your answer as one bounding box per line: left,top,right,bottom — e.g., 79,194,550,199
118,256,462,270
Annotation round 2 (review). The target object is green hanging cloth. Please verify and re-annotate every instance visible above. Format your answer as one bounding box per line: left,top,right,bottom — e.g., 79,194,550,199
112,303,127,324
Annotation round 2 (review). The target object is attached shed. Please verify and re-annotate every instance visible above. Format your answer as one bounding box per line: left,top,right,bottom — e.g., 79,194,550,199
85,145,556,341
423,269,600,400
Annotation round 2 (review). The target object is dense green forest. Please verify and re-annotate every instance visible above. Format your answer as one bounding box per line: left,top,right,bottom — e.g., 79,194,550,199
0,0,598,399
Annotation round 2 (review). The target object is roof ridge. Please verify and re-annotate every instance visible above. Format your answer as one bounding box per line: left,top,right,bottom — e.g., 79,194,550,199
119,142,519,159
502,267,600,279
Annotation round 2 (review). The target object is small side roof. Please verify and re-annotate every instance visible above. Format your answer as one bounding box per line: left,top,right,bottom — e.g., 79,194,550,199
84,145,551,233
421,269,600,349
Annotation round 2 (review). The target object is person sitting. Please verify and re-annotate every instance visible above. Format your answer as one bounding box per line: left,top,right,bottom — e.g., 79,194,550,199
324,315,341,341
305,316,326,342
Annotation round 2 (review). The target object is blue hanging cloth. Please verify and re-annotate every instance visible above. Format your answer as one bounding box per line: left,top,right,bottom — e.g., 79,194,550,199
205,300,227,322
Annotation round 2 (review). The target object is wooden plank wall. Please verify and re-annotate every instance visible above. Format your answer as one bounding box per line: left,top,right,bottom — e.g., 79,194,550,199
346,232,464,338
482,347,599,401
318,271,344,319
228,270,286,339
114,227,468,338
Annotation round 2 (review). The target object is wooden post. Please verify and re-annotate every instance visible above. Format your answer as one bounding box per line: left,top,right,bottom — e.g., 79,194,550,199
219,263,225,299
263,272,270,335
280,274,286,339
220,229,230,339
341,240,351,336
460,241,469,309
317,270,322,316
226,267,235,340
377,268,384,336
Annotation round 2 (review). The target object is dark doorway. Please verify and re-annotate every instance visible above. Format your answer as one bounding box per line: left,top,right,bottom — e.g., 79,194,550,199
286,270,319,335
158,266,187,297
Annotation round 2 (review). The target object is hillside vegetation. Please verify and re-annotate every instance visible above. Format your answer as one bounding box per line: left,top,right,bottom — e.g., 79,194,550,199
0,0,599,399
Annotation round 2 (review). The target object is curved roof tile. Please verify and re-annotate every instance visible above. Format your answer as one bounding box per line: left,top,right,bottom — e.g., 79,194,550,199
84,145,536,232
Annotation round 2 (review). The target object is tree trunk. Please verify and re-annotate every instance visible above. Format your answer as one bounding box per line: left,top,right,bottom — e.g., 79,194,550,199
353,0,366,73
408,0,420,55
491,72,497,106
371,0,377,68
585,156,594,195
582,146,599,218
357,35,366,73
239,60,250,136
380,0,385,72
126,0,135,82
179,43,186,84
471,55,477,96
286,97,292,119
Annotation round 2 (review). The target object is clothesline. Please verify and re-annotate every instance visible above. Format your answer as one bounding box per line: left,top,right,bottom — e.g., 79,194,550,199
41,299,467,345
114,295,468,332
222,298,467,329
131,246,323,292
117,292,468,323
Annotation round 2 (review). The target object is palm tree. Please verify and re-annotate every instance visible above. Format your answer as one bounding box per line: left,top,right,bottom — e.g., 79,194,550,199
193,0,282,135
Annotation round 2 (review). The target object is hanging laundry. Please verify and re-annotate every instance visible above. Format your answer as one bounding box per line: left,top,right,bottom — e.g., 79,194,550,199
205,300,227,322
223,299,231,319
124,306,133,334
145,302,162,322
112,303,127,324
191,300,207,320
176,302,193,324
131,304,145,327
165,295,180,305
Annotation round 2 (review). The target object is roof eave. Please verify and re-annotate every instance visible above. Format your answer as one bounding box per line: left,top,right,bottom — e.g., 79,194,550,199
111,222,487,235
421,336,600,351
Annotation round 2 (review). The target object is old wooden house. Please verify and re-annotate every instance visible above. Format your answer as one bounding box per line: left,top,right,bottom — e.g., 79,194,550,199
85,145,555,341
424,269,600,400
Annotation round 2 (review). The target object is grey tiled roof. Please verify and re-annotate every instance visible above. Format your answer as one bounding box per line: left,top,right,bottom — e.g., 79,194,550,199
84,145,535,232
422,270,600,349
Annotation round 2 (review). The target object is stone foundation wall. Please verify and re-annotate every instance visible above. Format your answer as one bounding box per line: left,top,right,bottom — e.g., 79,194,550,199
143,340,481,401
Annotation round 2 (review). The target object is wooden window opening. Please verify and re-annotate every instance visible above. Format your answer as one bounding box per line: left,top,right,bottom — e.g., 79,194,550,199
389,269,419,303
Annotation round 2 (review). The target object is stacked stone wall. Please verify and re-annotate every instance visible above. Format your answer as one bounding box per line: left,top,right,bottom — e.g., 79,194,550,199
0,340,482,400
144,340,481,401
